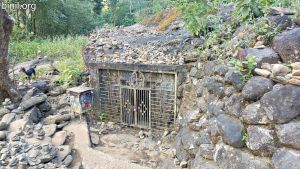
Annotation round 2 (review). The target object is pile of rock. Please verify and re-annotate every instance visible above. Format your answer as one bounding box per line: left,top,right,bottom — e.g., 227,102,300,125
84,23,201,65
255,62,300,86
0,84,75,168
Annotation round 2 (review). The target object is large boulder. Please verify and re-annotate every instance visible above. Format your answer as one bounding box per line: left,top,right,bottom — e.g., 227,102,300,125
261,85,300,123
63,155,73,167
214,143,272,169
31,80,49,93
180,127,200,156
276,121,300,149
246,126,276,156
20,95,47,111
241,102,270,124
216,114,244,148
242,76,274,101
25,107,42,124
245,48,280,67
273,28,300,63
272,148,300,169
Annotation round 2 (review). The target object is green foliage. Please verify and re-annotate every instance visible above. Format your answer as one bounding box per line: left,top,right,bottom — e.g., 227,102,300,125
10,36,87,85
102,0,169,27
136,0,169,23
243,55,256,82
253,18,279,43
171,0,218,36
34,0,99,37
242,132,248,142
229,58,244,72
229,55,256,83
234,0,264,21
9,36,87,63
99,112,106,122
55,58,85,85
7,0,100,37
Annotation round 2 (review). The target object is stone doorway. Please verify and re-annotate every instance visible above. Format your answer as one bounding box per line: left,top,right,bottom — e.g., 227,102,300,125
93,63,182,131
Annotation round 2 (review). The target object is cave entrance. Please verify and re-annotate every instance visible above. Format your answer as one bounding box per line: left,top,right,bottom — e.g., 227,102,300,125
97,67,177,130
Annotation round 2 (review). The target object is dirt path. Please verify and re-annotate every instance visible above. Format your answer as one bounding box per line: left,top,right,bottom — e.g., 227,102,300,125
64,120,150,169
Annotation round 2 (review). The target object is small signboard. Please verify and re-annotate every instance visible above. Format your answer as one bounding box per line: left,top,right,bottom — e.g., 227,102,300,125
67,86,94,118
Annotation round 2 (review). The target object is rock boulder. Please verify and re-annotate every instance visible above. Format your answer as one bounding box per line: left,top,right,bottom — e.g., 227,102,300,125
242,76,274,100
216,114,244,148
272,148,300,169
246,48,280,67
276,121,300,149
261,85,300,123
214,143,272,169
273,28,300,63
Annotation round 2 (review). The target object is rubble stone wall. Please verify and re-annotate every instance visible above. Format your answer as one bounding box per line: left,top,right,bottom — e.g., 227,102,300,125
175,60,300,169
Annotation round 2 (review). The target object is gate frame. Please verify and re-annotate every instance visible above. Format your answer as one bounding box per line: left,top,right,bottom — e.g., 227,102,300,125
120,86,152,129
88,62,188,131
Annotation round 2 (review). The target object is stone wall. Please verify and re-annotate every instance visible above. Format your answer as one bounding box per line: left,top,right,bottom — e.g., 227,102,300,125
174,60,300,169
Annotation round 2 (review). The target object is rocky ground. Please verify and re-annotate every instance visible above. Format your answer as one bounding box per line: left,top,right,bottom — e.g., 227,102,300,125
88,122,178,169
1,57,178,169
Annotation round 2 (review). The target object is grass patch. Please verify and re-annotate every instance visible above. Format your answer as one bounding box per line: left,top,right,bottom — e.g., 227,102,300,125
10,36,88,85
9,36,87,63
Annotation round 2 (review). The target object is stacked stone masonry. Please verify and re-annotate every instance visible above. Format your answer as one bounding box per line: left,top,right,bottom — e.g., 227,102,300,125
175,60,300,169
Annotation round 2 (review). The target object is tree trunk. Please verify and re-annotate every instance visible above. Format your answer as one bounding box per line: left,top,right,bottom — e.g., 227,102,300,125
0,1,21,102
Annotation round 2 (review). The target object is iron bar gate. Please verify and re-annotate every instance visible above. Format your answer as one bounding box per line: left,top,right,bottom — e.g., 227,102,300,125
98,69,177,130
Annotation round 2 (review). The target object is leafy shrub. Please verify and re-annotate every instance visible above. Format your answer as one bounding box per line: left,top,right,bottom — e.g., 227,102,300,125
55,58,85,85
234,0,264,21
172,0,217,36
229,55,256,83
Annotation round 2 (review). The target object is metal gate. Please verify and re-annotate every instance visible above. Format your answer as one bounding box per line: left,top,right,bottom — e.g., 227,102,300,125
121,88,150,128
99,69,176,130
